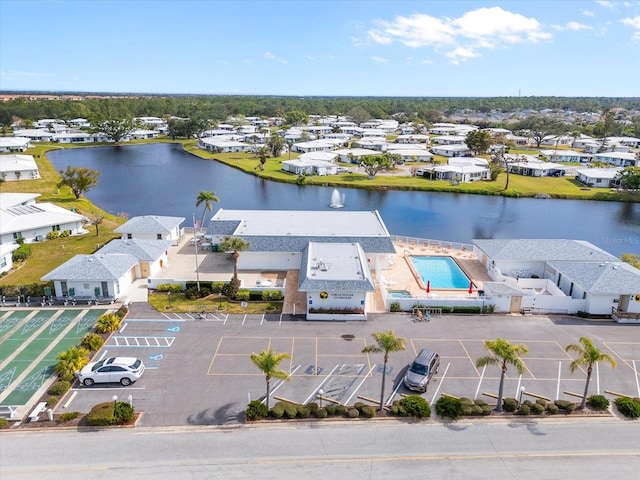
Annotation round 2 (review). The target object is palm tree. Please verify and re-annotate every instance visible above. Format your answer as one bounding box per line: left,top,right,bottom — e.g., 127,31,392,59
218,236,250,282
254,145,271,171
476,338,528,413
55,346,90,378
195,191,219,231
250,349,290,410
565,337,617,410
362,330,406,412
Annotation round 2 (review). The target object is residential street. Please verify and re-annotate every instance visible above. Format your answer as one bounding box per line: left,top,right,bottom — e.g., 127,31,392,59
1,419,639,479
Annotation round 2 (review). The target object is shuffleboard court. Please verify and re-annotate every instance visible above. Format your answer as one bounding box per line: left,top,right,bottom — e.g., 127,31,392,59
0,310,33,340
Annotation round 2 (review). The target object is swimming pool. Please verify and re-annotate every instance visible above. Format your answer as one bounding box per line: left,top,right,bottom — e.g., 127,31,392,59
409,256,471,289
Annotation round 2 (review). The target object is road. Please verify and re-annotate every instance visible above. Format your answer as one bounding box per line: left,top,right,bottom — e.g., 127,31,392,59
1,419,639,479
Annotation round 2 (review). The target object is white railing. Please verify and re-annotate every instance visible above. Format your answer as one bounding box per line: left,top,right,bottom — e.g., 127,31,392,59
391,235,474,252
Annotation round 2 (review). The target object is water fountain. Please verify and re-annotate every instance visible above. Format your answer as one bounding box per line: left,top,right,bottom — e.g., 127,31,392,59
329,188,344,208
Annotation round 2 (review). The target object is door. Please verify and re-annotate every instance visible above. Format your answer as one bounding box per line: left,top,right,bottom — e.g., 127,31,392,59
509,295,522,313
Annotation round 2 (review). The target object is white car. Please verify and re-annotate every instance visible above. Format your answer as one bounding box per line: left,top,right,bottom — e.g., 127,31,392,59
76,357,145,387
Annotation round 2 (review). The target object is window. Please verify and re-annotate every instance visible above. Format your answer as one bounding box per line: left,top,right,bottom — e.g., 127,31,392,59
13,232,23,240
157,234,162,240
127,233,132,239
52,225,60,231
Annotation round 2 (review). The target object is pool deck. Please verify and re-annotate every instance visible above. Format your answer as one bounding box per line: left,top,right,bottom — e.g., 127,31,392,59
380,242,493,300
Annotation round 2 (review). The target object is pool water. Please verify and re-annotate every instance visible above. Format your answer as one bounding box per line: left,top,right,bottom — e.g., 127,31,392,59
409,256,471,289
388,290,412,298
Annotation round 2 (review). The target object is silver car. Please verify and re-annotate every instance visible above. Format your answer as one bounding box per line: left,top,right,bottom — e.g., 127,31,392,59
76,357,145,387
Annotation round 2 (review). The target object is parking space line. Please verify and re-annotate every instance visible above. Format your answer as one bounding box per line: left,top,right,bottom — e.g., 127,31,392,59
344,364,376,405
459,340,480,376
429,362,450,405
474,365,486,400
207,337,224,375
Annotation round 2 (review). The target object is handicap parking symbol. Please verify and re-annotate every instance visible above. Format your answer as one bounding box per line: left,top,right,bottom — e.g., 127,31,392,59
167,326,181,332
149,354,164,361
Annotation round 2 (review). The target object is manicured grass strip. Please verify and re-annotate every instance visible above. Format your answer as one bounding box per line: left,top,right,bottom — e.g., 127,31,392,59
0,310,32,340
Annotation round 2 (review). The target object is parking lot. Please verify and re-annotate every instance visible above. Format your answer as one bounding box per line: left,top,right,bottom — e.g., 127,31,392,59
57,307,640,427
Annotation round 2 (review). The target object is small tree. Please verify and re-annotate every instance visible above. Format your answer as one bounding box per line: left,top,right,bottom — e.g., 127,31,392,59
465,130,491,156
565,337,617,410
195,190,219,230
88,210,106,236
254,146,271,171
219,236,250,283
57,166,101,199
250,349,290,410
360,155,392,179
476,338,528,413
362,330,406,412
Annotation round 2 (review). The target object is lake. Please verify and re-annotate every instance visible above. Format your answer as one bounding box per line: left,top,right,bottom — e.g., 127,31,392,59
47,143,640,256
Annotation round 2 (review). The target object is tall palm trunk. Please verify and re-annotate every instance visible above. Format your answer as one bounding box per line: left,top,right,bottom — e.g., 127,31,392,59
232,251,239,281
496,364,507,412
379,354,389,412
581,366,593,410
265,376,271,409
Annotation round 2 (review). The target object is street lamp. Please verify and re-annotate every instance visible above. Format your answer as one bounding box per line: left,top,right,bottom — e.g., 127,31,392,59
318,389,324,409
519,386,525,405
167,291,172,308
112,394,118,410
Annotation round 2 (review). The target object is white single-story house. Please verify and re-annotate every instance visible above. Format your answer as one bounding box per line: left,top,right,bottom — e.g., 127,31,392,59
0,193,88,244
205,209,396,320
12,129,55,142
360,128,386,138
41,253,139,302
428,123,477,136
135,116,165,129
282,158,339,176
431,135,468,145
53,132,94,144
97,238,171,278
334,148,381,163
473,239,640,318
68,118,91,128
114,215,185,245
0,154,40,180
297,151,339,163
126,129,159,140
386,143,428,151
351,138,388,151
0,244,20,274
198,138,252,153
291,140,335,153
591,152,638,167
430,144,473,157
541,135,574,146
393,149,434,163
507,158,568,177
607,136,640,148
575,167,622,187
396,134,430,144
539,149,590,163
421,163,489,182
0,137,31,153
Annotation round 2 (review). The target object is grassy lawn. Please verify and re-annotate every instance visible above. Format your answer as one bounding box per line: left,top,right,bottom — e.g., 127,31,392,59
147,290,282,314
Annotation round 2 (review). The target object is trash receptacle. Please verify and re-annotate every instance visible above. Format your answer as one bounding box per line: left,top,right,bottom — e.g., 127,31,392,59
211,244,218,252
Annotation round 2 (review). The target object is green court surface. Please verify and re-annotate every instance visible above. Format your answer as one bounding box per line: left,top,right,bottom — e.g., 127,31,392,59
0,310,32,341
0,309,106,406
0,310,57,363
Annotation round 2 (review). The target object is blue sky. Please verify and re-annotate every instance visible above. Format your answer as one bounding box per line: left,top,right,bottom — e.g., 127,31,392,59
1,0,639,96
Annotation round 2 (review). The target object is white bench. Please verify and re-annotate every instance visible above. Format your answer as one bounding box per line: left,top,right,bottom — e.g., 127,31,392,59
0,405,18,419
28,402,48,422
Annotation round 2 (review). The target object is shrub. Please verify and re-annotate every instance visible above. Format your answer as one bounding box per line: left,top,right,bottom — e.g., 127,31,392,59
86,402,114,426
361,406,376,418
546,403,559,415
271,402,285,419
460,397,474,407
502,398,518,412
0,418,7,429
615,397,640,419
307,402,319,414
554,400,576,413
116,305,128,319
60,229,71,237
157,283,183,293
59,373,75,383
297,406,311,418
587,395,610,411
55,347,90,378
335,405,347,416
325,405,337,416
95,313,121,333
316,408,328,418
530,403,545,415
80,333,104,352
59,411,80,423
470,405,483,416
435,396,464,420
347,408,360,418
481,405,492,416
184,287,199,300
222,277,240,298
245,400,268,421
399,395,431,419
390,405,400,415
354,402,366,411
523,400,534,408
235,289,250,301
262,290,283,301
517,404,530,415
46,397,59,408
389,302,401,312
113,401,135,424
212,282,225,293
283,402,298,419
48,380,71,396
474,399,487,407
535,398,547,408
46,231,60,240
12,244,33,262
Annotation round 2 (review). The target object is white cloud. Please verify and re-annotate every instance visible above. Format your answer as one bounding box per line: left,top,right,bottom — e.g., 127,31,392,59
582,10,595,17
367,7,551,64
371,56,390,63
621,15,640,40
421,59,434,65
262,51,287,64
306,55,315,61
596,1,615,9
552,21,593,31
